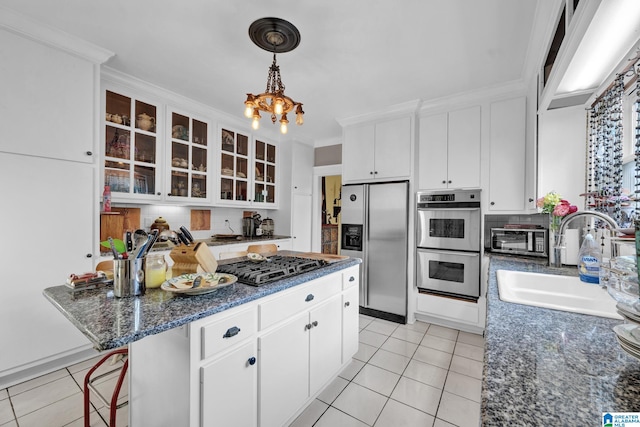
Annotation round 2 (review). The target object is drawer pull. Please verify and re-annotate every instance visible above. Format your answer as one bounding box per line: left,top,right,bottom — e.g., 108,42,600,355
349,276,355,282
248,357,256,366
305,294,315,302
222,326,241,338
344,301,350,307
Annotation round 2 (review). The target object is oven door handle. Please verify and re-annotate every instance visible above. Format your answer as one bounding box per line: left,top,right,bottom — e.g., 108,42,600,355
417,207,480,212
417,249,480,257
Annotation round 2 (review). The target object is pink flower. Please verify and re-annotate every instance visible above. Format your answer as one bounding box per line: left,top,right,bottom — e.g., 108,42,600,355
536,197,545,208
553,203,570,217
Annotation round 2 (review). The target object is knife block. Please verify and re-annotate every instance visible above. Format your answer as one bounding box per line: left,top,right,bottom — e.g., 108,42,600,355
169,242,218,277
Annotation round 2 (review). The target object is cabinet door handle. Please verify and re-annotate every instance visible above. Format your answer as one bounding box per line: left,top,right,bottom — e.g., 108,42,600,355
248,357,256,366
448,180,452,184
86,253,93,258
85,151,93,156
349,276,355,282
529,198,534,202
370,171,374,175
344,301,350,307
374,171,378,175
442,180,446,184
222,326,241,338
305,323,312,330
490,201,495,206
312,320,318,327
305,294,314,302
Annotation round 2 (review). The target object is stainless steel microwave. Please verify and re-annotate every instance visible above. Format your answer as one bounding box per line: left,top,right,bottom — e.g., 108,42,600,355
490,228,548,257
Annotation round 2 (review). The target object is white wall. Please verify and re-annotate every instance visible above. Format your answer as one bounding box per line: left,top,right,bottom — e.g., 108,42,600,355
537,105,587,207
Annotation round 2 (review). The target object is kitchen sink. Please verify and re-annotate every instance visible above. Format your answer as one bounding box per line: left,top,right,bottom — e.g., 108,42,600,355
496,270,623,319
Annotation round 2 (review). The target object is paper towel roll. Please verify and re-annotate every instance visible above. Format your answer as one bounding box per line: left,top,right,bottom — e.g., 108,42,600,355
562,228,579,265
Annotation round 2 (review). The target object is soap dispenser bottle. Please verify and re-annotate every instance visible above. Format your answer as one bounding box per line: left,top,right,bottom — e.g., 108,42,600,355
577,233,601,283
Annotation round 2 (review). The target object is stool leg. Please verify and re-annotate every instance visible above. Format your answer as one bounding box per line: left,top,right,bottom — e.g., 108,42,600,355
83,349,128,427
109,358,128,427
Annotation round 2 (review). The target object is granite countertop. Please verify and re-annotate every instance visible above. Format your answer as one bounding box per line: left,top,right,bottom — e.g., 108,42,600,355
44,251,360,352
483,255,640,425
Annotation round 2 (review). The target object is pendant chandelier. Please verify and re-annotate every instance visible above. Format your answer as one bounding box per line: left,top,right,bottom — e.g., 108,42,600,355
244,17,304,134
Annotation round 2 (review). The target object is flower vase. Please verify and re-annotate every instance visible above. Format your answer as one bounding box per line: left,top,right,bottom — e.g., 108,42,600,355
549,214,562,255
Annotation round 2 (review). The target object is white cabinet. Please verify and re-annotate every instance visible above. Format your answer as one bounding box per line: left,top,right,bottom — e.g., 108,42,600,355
103,89,163,201
128,264,359,427
259,295,342,427
291,194,313,252
201,341,258,427
341,273,359,363
0,29,95,163
258,310,309,427
342,116,412,183
166,108,212,202
292,143,314,194
216,127,279,207
488,97,526,211
418,106,481,190
1,152,94,377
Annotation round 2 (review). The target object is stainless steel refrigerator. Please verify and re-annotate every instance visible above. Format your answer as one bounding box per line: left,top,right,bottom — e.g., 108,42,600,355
340,181,408,323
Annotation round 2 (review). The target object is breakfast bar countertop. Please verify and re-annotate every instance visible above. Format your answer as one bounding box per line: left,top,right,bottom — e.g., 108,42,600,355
483,255,640,426
43,251,360,352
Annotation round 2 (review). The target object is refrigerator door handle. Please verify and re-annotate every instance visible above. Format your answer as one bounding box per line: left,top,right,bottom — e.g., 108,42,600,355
362,185,370,307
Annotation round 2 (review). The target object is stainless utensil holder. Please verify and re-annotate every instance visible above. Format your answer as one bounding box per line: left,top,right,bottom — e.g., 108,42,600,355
113,258,145,297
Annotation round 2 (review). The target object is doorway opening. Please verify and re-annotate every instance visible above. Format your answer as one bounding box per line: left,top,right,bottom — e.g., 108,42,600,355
321,175,342,254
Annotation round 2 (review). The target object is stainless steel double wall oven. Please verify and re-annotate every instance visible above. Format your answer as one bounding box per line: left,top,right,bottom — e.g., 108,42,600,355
416,189,481,300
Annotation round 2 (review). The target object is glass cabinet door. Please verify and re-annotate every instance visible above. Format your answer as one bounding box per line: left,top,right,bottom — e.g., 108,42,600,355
169,111,209,200
220,128,249,202
254,139,276,205
104,90,159,199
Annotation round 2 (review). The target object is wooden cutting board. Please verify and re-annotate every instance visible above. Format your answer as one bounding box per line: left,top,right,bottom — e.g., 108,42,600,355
99,208,141,251
299,252,350,263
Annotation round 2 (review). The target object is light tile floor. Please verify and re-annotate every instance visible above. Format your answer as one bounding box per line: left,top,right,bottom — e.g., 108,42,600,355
289,315,484,427
0,316,483,427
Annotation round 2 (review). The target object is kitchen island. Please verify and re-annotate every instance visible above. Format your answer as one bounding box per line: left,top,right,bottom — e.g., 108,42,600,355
484,255,640,426
44,251,361,427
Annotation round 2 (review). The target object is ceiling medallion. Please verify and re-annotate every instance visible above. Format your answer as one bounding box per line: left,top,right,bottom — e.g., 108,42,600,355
244,17,304,134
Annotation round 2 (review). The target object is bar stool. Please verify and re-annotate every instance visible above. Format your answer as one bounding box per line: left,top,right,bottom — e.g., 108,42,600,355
84,348,129,427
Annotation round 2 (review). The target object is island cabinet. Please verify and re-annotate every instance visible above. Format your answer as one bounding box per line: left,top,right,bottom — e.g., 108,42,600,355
128,264,360,427
418,106,480,190
342,116,412,184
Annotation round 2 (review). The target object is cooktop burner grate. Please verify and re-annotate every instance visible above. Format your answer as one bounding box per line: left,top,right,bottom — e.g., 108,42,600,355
216,256,327,286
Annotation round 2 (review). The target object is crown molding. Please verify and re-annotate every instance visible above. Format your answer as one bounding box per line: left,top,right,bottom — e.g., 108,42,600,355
418,79,528,116
0,6,113,64
336,99,421,128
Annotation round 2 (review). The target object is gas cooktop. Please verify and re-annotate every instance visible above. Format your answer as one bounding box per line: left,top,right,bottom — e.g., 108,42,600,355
216,255,328,286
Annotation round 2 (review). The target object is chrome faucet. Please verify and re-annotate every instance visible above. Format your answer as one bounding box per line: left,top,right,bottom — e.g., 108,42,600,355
552,210,619,267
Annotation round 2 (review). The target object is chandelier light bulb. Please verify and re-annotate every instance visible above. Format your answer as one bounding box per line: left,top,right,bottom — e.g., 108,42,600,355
295,104,304,126
274,98,284,115
280,114,289,134
252,117,260,130
244,105,253,119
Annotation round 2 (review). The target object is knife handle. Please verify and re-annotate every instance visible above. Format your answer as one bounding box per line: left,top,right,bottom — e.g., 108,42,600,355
180,226,194,243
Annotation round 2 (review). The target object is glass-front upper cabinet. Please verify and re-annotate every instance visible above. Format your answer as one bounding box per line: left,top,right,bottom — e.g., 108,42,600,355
253,139,276,206
168,110,210,201
104,90,160,200
219,128,249,203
